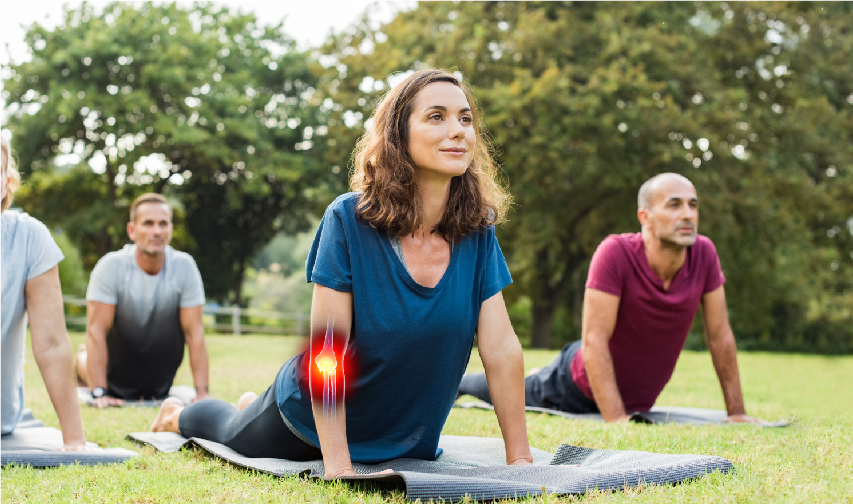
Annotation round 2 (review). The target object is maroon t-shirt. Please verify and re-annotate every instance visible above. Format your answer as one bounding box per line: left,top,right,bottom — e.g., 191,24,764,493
571,233,726,412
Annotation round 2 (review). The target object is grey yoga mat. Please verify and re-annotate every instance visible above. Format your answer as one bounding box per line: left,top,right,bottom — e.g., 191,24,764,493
128,431,733,502
77,385,196,407
1,410,138,467
456,401,789,427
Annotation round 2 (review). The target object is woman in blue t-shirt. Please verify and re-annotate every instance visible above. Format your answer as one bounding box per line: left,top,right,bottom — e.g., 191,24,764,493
152,69,533,477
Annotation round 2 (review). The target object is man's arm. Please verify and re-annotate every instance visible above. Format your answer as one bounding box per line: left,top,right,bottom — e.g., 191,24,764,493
702,286,762,423
26,266,93,450
477,291,533,465
179,306,210,401
85,300,124,407
580,288,630,423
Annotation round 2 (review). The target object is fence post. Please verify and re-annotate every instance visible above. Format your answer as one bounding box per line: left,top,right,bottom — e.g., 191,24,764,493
232,306,241,337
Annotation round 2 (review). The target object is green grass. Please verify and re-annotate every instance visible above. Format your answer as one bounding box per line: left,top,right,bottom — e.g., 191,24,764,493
3,333,852,503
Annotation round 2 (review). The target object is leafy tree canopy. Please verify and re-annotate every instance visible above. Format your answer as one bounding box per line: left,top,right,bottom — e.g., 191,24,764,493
317,1,853,351
5,2,331,303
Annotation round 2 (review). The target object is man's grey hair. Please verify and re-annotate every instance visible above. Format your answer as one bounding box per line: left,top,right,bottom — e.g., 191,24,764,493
637,173,694,210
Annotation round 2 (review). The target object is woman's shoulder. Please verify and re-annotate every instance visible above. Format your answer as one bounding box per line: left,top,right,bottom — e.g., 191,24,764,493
327,192,361,211
2,211,53,244
324,192,362,223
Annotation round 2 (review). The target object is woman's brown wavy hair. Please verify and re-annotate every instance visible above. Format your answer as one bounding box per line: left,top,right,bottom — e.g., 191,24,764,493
350,69,511,242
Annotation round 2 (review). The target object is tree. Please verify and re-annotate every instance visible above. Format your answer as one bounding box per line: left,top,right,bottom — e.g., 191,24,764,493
4,2,329,303
316,2,853,350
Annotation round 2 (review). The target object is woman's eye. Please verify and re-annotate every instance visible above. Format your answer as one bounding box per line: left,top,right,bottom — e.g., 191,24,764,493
461,116,473,124
429,113,443,121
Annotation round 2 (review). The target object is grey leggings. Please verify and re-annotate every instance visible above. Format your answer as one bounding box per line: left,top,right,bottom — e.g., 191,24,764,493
178,372,322,460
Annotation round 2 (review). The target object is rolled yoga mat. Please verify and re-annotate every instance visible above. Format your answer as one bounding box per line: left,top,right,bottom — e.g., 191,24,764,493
456,401,789,427
128,431,733,502
1,410,138,467
77,385,197,407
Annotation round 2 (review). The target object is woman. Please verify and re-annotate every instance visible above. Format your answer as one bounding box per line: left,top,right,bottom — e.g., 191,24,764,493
152,69,533,476
1,138,92,450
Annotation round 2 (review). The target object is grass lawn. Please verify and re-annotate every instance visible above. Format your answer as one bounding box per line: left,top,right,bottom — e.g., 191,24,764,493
3,332,852,503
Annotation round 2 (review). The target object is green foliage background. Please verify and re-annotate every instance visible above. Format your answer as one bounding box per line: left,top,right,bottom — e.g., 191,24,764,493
315,1,853,352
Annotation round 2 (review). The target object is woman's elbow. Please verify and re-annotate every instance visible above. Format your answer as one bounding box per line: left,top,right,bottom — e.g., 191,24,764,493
481,334,523,363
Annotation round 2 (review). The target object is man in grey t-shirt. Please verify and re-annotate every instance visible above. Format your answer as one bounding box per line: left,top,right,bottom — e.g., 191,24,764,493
76,193,210,407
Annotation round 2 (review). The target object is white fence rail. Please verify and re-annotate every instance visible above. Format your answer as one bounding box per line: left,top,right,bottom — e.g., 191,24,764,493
62,296,306,337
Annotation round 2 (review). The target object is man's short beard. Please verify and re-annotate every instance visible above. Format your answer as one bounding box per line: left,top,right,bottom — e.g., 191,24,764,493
659,233,697,249
140,247,164,257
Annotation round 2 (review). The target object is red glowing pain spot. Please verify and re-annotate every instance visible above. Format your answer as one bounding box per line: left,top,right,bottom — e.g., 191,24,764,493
298,329,356,403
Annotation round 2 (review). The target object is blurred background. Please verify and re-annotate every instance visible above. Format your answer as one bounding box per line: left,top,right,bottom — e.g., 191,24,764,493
2,1,851,353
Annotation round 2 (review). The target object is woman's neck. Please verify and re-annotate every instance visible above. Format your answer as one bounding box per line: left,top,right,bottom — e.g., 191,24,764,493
415,172,452,237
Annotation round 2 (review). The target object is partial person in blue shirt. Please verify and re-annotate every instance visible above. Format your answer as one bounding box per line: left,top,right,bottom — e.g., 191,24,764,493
1,138,94,451
151,69,533,477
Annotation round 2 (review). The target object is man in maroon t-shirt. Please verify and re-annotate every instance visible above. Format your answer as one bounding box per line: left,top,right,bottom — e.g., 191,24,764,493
459,173,763,424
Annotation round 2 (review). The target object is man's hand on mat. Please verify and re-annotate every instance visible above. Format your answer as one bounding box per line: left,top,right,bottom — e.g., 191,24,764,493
605,413,633,423
724,413,765,425
92,396,125,408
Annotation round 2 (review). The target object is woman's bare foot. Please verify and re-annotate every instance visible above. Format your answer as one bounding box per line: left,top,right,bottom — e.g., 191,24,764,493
150,397,184,433
237,391,258,411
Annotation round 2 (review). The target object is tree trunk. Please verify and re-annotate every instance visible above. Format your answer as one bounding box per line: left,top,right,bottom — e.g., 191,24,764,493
98,228,112,258
103,146,117,204
233,260,246,307
530,298,556,349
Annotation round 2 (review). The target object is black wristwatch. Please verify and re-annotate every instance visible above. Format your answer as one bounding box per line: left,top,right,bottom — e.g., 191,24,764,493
91,387,108,399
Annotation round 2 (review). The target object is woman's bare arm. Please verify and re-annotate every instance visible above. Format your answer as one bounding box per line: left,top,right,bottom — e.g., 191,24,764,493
310,284,391,477
476,291,533,465
26,266,94,450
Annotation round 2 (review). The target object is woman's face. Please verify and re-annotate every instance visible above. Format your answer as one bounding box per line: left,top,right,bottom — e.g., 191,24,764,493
407,81,476,179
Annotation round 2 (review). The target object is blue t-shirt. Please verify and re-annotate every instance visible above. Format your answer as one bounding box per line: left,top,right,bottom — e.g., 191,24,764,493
276,192,512,463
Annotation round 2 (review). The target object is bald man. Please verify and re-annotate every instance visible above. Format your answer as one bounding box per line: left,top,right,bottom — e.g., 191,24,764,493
459,173,763,423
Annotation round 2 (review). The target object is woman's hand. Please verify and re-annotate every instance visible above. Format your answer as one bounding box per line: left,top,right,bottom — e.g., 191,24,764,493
58,443,101,452
327,468,394,478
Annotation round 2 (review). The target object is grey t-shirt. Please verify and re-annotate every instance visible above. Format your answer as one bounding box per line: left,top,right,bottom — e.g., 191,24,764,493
86,244,205,399
1,211,64,434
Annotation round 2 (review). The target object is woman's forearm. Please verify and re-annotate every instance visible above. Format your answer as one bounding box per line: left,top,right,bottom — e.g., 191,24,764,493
27,267,87,446
32,333,87,446
312,400,353,476
482,340,533,464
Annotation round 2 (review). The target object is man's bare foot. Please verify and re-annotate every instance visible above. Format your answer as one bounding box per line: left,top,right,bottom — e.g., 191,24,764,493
151,397,184,433
237,391,258,411
526,367,541,377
